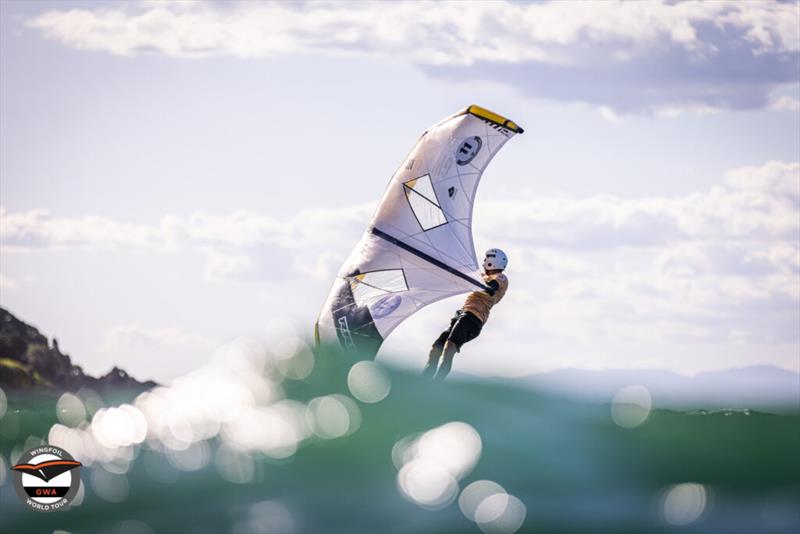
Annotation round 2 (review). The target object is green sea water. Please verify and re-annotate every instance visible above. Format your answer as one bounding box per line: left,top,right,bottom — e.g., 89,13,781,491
0,348,798,533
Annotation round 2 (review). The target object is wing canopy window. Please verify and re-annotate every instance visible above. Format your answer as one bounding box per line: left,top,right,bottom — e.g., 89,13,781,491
404,174,447,230
350,269,408,306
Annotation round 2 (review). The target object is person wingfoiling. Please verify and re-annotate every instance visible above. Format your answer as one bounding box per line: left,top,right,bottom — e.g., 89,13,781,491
423,248,509,381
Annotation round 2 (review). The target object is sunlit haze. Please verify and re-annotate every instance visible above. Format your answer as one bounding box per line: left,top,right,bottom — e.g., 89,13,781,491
1,1,798,383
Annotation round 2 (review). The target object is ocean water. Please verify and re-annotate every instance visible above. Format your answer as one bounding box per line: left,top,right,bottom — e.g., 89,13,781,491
0,342,798,533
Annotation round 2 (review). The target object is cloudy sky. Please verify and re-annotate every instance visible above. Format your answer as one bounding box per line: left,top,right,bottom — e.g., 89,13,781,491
1,0,798,382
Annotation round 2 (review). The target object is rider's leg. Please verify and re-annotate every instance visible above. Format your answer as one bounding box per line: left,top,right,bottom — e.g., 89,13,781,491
433,340,459,381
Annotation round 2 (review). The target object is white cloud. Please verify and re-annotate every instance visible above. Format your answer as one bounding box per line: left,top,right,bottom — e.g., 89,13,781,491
27,1,800,61
0,207,163,249
201,247,255,282
0,204,372,282
510,248,589,277
24,0,800,114
598,106,622,123
480,161,799,248
725,160,800,199
2,161,798,365
770,94,800,112
99,324,214,353
2,203,374,289
98,324,217,380
0,273,19,291
474,162,799,353
2,161,797,273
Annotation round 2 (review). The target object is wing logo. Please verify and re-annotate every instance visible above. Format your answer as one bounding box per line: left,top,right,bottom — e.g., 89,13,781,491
11,445,83,512
372,294,402,319
337,315,355,351
484,119,512,137
455,136,482,166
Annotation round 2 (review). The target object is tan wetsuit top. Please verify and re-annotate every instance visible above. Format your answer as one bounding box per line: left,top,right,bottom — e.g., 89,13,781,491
462,272,508,324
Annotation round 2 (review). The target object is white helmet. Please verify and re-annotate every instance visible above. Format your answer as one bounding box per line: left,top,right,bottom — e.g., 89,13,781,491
482,248,508,271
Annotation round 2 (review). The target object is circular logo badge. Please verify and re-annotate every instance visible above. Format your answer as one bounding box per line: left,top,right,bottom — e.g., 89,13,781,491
372,294,402,319
11,445,82,512
455,136,482,166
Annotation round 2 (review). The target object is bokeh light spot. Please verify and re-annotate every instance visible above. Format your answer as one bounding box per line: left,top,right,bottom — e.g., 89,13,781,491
416,422,481,480
56,392,87,427
91,468,129,503
394,422,482,510
347,361,391,403
474,493,527,534
167,440,211,471
275,341,315,380
215,444,255,484
459,480,506,522
306,395,361,439
660,482,708,526
611,385,652,428
234,500,296,534
397,458,459,510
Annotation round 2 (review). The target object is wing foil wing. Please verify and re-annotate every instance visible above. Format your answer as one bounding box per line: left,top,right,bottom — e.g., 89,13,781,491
315,105,523,358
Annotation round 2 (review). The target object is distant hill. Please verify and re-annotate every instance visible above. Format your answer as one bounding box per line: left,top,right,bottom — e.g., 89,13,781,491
0,307,156,392
513,366,800,412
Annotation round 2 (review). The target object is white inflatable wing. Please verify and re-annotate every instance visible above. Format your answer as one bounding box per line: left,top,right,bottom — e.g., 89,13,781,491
315,105,523,358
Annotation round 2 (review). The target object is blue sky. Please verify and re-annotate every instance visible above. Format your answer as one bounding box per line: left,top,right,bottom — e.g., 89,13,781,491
1,1,798,382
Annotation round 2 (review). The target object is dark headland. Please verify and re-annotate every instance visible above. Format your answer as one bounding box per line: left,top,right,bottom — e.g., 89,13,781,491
0,307,155,393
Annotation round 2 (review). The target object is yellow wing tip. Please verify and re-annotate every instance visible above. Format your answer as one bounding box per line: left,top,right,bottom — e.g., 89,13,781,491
466,105,524,134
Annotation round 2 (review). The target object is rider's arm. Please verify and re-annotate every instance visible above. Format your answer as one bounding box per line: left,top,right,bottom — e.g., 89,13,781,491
484,279,500,296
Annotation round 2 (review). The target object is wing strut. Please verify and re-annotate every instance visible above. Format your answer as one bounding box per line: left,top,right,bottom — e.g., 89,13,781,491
370,226,489,291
